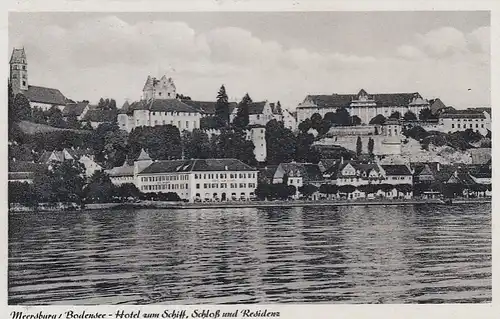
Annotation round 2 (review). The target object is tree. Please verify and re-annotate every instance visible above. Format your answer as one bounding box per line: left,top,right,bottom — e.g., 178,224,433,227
9,92,32,124
176,93,192,100
338,185,356,197
265,120,296,165
403,111,417,122
295,132,319,163
350,115,362,126
84,171,116,203
404,126,429,141
232,93,252,129
298,184,318,199
47,107,66,128
116,183,141,200
369,114,386,125
215,85,230,127
213,128,255,165
356,136,363,156
335,108,351,126
103,129,128,168
32,107,47,124
40,160,86,203
419,108,435,121
368,137,374,157
128,125,182,161
389,111,401,119
298,118,312,133
319,184,338,198
66,114,80,129
183,129,211,159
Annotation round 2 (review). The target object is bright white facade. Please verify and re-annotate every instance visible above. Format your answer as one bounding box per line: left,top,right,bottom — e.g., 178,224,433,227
439,109,491,135
246,126,267,162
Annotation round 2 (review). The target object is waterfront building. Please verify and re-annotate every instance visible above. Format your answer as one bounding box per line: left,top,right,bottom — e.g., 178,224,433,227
117,76,203,133
137,158,258,202
9,48,68,111
297,89,429,124
38,148,102,177
438,109,491,135
273,162,324,199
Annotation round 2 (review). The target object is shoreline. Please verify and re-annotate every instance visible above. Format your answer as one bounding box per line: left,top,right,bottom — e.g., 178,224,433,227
9,198,491,212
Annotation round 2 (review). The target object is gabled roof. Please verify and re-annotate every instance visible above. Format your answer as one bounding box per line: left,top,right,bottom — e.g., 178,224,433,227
118,101,130,114
277,163,323,182
10,48,26,64
106,164,135,177
247,102,267,115
381,164,412,176
258,166,278,181
136,148,152,161
429,98,446,114
440,109,486,119
82,109,117,122
38,151,65,163
183,100,238,115
468,164,492,179
129,99,201,114
25,85,67,106
63,102,88,116
139,158,257,174
301,91,426,109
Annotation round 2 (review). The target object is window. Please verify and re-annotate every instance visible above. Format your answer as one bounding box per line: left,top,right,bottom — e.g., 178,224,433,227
481,124,484,128
22,81,26,86
168,93,171,97
476,124,479,128
22,65,26,70
458,124,461,128
452,124,455,128
186,121,189,128
163,120,165,125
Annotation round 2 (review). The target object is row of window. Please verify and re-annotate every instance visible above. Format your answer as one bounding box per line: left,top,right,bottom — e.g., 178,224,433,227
151,111,198,117
141,175,188,182
153,120,198,128
196,183,256,189
390,176,411,180
451,123,484,129
141,183,188,191
194,173,256,179
451,118,485,122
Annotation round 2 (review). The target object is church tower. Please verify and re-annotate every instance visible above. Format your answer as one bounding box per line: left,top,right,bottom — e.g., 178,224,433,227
10,48,28,95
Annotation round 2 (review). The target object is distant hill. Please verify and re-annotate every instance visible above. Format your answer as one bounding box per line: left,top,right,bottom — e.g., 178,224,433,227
16,121,91,135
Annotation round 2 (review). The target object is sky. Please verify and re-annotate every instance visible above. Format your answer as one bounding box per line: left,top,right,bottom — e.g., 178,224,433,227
9,11,490,110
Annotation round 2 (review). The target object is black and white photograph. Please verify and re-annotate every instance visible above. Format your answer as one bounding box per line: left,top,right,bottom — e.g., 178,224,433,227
7,10,492,306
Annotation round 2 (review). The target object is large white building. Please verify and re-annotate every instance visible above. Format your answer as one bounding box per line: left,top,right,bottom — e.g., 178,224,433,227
106,149,258,202
229,101,297,131
118,76,203,133
438,108,491,135
297,89,429,124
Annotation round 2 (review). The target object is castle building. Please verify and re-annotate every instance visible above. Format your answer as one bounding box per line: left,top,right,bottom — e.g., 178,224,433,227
438,109,491,136
117,76,202,133
297,89,429,124
229,101,297,131
9,48,68,111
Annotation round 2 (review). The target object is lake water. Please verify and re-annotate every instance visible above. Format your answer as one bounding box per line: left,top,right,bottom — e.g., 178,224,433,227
8,204,491,304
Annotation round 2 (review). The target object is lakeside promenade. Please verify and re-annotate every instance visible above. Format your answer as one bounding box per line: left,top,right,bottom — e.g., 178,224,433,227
9,198,491,212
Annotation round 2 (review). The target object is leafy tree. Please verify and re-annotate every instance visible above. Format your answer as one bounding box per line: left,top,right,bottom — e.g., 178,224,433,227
9,92,32,123
66,114,80,129
84,171,116,203
404,126,429,141
298,118,313,133
295,133,318,163
350,115,362,126
265,120,296,165
419,108,435,121
232,93,252,129
103,129,128,168
35,160,86,203
403,111,417,122
298,184,318,199
214,128,255,165
356,136,362,156
8,182,37,206
319,184,338,198
389,111,401,119
47,107,67,128
338,185,356,196
128,125,182,161
183,129,211,159
116,183,141,200
335,108,351,126
368,137,374,157
369,114,386,125
32,107,47,124
215,85,230,127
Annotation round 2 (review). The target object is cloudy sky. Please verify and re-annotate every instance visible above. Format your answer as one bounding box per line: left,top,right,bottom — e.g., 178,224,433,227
9,11,490,109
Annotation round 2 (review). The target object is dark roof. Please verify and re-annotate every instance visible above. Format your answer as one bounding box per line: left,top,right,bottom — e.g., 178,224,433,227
183,100,238,115
62,102,88,116
301,91,425,109
468,164,492,179
247,102,268,115
381,164,412,176
278,163,323,182
429,98,446,114
258,166,278,182
9,161,47,173
82,109,117,122
25,85,67,106
118,101,130,114
440,109,486,119
10,48,26,64
129,99,201,114
139,158,257,174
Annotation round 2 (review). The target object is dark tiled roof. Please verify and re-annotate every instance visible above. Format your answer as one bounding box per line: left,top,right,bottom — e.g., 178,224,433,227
183,100,238,115
129,99,201,114
468,164,492,179
118,101,130,114
440,109,486,119
247,102,267,115
429,98,446,114
25,85,67,106
9,161,47,173
63,102,88,116
139,158,257,174
278,163,323,182
258,166,278,181
82,109,117,122
301,91,425,109
106,165,135,177
382,164,412,176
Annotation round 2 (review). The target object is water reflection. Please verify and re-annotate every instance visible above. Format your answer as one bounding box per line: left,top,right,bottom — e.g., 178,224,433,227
8,204,491,304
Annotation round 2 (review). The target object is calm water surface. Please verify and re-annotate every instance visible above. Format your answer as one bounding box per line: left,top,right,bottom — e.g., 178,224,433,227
8,204,491,304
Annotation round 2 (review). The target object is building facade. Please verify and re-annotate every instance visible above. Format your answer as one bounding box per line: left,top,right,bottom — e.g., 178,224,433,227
438,109,491,135
297,89,429,124
118,76,202,133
